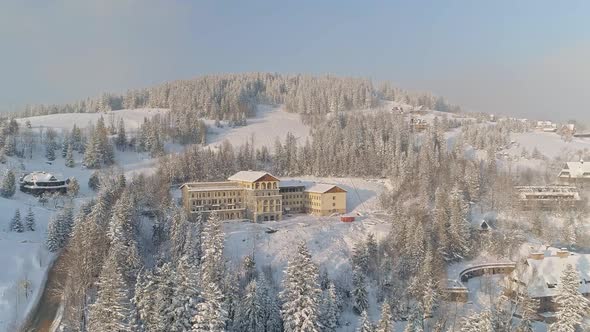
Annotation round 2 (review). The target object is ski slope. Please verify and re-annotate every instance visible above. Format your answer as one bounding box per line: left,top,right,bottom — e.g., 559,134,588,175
205,105,310,149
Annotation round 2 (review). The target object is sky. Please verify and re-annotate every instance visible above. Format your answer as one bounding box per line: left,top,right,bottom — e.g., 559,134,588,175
1,0,589,122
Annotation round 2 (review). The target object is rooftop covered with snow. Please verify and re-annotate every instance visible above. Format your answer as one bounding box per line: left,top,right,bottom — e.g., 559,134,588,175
227,171,278,183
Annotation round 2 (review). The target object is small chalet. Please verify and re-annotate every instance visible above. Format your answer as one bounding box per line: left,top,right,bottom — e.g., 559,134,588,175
557,160,590,184
19,171,70,195
512,248,590,313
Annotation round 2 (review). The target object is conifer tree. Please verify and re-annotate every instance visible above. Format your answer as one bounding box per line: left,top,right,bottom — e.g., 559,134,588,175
549,264,590,332
68,177,80,197
192,281,227,332
376,302,393,332
45,141,56,161
25,207,35,231
88,246,137,331
116,117,127,150
358,310,374,332
234,280,261,332
281,241,322,332
201,211,225,285
10,208,23,232
46,215,61,252
352,266,369,314
460,310,493,332
320,282,340,332
1,169,16,198
65,143,75,167
170,256,201,332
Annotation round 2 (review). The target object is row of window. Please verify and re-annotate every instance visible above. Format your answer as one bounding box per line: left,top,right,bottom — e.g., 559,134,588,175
191,190,242,199
192,198,242,205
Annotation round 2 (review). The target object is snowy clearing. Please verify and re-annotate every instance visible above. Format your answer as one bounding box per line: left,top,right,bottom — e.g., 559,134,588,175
205,105,310,149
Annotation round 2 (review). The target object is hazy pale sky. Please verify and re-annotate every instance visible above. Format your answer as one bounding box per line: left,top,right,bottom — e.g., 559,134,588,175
1,0,589,121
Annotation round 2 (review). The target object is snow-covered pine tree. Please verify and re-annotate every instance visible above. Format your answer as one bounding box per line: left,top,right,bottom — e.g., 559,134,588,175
4,135,16,156
366,233,378,276
45,141,56,161
1,169,16,198
57,205,75,248
88,245,137,331
65,143,75,167
234,279,261,332
116,117,127,151
135,263,177,332
170,207,189,261
353,266,369,314
68,177,80,197
201,211,225,285
170,256,201,332
460,310,493,332
320,282,339,332
88,171,100,191
281,241,322,332
515,293,539,332
192,280,227,332
25,207,35,231
10,208,23,232
108,191,140,280
376,302,393,332
257,274,282,332
549,264,590,332
352,240,369,274
357,310,374,332
83,132,101,169
404,304,425,332
46,214,61,252
447,185,470,261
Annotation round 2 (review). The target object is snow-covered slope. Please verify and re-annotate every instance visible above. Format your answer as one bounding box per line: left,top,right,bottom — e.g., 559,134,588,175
507,131,590,160
205,105,310,149
16,108,168,132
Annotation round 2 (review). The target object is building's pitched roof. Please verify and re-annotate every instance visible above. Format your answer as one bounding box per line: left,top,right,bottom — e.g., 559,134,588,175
228,171,278,183
514,185,581,201
559,161,590,178
21,171,60,183
519,249,590,298
305,184,347,194
180,181,241,191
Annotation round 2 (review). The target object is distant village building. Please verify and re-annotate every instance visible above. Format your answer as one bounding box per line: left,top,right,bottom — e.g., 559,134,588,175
19,171,71,195
536,120,557,132
181,171,347,222
514,185,582,210
557,160,590,184
410,118,428,131
512,248,590,313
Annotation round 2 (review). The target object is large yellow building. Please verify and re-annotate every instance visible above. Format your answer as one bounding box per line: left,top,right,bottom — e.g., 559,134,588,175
181,171,347,221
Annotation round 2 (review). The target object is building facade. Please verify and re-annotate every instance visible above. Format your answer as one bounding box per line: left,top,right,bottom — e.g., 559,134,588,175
181,171,347,221
304,184,347,216
19,171,70,195
514,185,582,210
279,181,306,214
558,161,590,184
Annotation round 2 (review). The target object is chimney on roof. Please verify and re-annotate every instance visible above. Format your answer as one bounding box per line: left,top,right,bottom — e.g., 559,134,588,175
557,248,570,258
529,252,544,260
